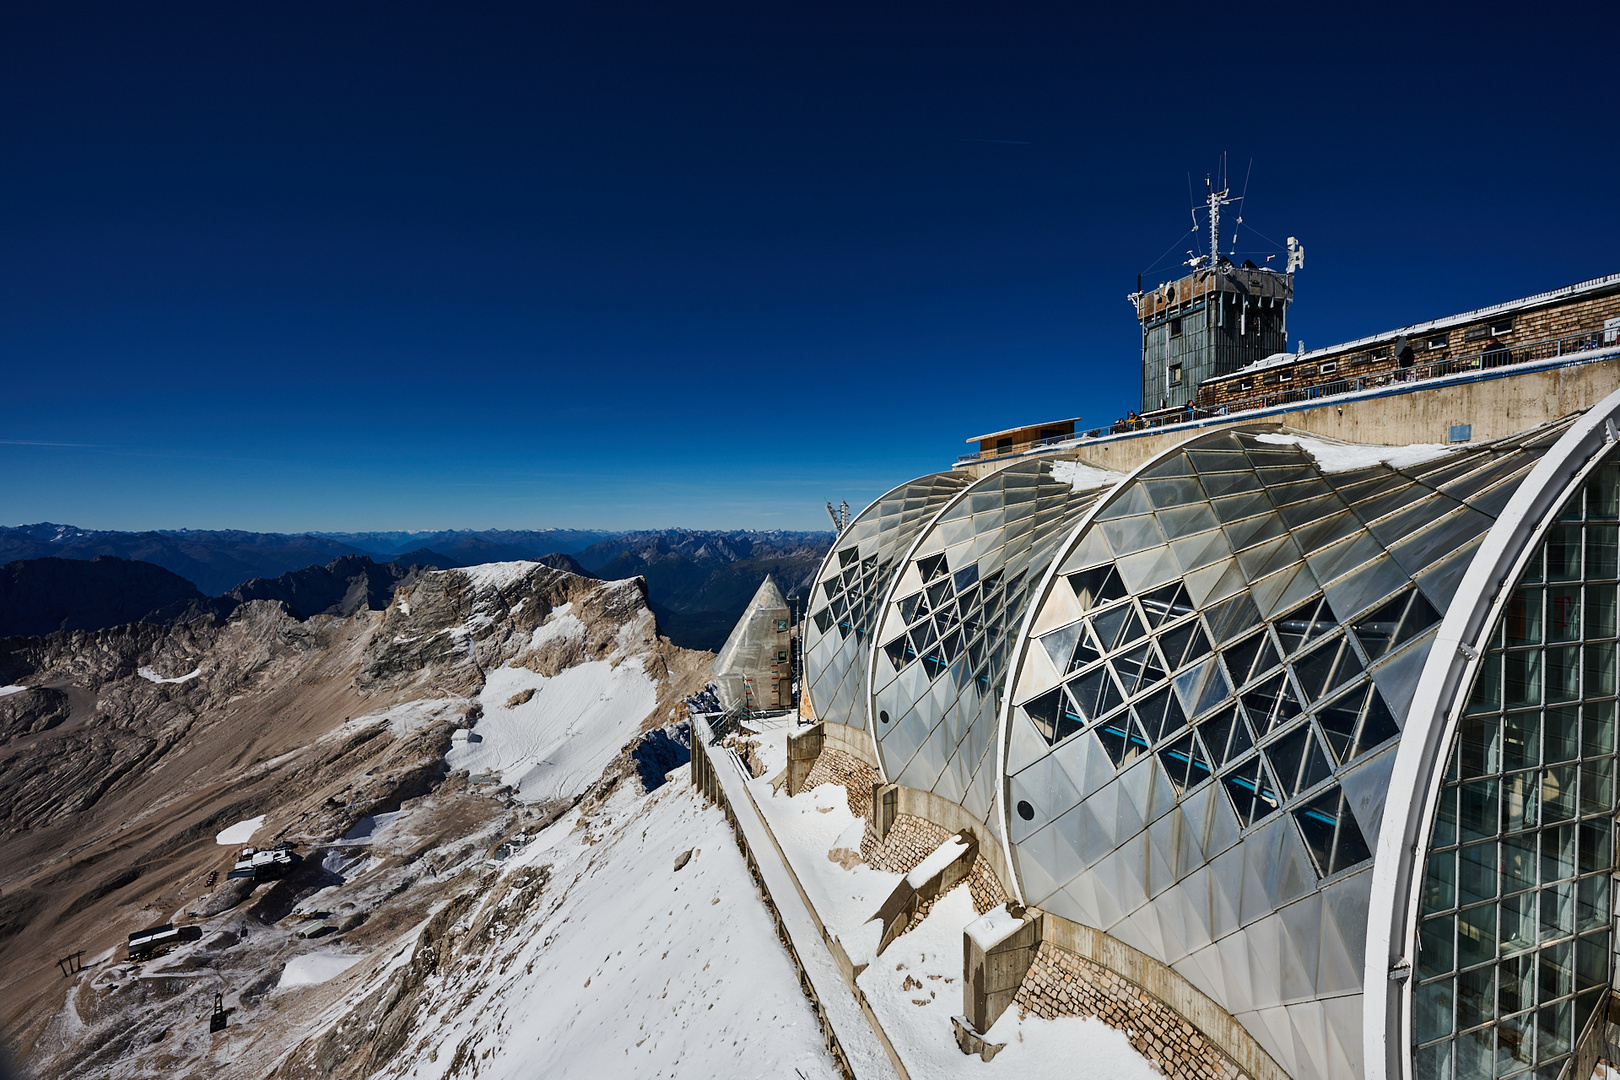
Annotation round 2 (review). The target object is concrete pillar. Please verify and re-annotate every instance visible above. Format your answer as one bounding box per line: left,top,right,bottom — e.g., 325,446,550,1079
962,908,1039,1035
872,783,899,839
785,722,825,797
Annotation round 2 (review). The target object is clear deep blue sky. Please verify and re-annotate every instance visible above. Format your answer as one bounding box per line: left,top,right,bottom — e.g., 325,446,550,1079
3,2,1616,532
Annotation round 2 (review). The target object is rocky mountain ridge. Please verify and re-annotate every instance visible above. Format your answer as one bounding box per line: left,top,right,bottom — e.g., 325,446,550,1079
0,560,712,1080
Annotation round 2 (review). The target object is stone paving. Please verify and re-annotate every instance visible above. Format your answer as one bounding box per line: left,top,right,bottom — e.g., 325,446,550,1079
1012,941,1248,1080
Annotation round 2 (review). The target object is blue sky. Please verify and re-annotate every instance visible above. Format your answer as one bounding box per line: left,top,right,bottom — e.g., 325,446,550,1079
3,2,1616,532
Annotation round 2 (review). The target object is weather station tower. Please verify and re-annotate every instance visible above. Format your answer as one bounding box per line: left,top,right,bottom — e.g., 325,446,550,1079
1131,168,1303,413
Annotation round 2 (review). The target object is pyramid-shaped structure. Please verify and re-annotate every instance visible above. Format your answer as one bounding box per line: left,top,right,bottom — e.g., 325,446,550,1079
711,575,791,710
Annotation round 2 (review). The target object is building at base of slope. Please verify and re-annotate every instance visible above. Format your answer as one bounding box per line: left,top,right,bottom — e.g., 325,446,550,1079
786,275,1620,1080
711,575,793,712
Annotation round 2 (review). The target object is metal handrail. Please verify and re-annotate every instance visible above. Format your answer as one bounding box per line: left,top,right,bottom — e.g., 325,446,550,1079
953,326,1618,464
1156,327,1616,426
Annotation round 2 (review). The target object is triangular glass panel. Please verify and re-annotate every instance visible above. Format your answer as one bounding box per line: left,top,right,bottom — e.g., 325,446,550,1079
1040,622,1084,671
1140,582,1192,627
1315,683,1367,764
1092,603,1132,652
1023,688,1063,743
1350,593,1406,660
1097,710,1148,768
1293,785,1372,878
1274,596,1335,655
917,552,949,581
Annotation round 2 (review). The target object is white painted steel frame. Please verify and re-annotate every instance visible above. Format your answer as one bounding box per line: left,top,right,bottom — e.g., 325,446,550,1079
1363,386,1620,1080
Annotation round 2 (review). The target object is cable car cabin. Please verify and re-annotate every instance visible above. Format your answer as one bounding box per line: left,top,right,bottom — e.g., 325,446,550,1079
226,843,301,881
127,924,182,960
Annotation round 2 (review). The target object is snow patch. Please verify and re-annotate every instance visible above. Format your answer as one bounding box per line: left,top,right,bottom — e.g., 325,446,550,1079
342,808,411,842
528,604,583,650
905,835,970,889
0,684,27,697
446,659,658,803
351,776,840,1078
1255,431,1460,473
215,815,266,845
457,561,537,591
1050,459,1123,491
965,904,1024,951
278,950,361,989
138,666,201,685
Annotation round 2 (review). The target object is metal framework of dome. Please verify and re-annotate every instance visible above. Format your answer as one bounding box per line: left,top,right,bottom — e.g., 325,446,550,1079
799,390,1620,1080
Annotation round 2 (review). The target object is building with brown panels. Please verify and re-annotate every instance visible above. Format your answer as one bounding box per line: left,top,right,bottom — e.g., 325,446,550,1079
1189,273,1620,420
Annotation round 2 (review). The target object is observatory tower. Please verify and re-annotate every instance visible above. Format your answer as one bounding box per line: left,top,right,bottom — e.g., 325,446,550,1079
1132,179,1301,411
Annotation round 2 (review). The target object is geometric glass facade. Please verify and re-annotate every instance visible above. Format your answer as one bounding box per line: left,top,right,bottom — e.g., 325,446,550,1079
998,424,1565,1080
870,458,1118,833
1412,457,1620,1080
804,471,970,730
801,392,1620,1080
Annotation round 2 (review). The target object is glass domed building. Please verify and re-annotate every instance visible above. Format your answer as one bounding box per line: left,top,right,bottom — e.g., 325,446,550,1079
801,393,1620,1080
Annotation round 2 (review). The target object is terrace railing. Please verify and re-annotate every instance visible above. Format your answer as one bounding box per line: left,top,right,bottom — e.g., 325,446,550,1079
954,326,1618,464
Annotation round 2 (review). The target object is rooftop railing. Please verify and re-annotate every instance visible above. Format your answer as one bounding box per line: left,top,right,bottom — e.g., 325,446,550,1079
954,326,1618,465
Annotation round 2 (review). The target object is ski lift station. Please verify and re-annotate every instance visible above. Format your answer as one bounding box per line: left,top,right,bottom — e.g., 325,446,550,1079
783,187,1620,1080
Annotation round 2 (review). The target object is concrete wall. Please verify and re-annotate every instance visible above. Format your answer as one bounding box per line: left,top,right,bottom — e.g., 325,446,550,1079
1029,911,1290,1080
966,355,1620,480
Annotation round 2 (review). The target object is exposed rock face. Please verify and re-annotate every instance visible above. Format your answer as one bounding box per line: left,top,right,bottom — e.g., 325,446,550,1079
0,686,72,741
0,560,712,1080
0,556,204,637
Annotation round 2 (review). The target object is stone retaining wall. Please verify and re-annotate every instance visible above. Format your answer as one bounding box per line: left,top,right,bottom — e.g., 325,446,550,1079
798,747,875,820
1012,940,1246,1080
860,813,1007,921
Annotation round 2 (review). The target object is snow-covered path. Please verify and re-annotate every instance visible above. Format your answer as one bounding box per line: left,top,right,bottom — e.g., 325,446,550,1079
744,718,1158,1080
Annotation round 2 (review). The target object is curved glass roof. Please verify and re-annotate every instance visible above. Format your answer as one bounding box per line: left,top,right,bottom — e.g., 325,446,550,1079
997,421,1571,1080
804,471,971,730
869,457,1121,834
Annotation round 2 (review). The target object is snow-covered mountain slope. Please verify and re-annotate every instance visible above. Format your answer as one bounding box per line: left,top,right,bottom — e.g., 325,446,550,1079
0,561,715,1079
271,778,841,1080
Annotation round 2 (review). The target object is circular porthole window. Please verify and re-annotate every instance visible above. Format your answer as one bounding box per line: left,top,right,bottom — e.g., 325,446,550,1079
1016,800,1034,821
879,710,890,724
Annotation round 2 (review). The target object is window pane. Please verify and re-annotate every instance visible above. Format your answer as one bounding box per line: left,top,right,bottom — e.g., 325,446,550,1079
1586,585,1618,640
1579,755,1613,817
1585,640,1617,698
1539,881,1574,943
1420,914,1456,979
1416,978,1455,1044
1504,711,1540,773
1503,772,1540,834
1458,904,1497,968
1460,778,1499,842
1541,825,1576,884
1576,873,1611,932
1458,841,1497,907
1504,651,1541,709
1541,767,1576,823
1582,700,1617,758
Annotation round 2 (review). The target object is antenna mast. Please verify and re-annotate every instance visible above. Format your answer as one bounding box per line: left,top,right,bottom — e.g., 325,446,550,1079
1204,176,1233,270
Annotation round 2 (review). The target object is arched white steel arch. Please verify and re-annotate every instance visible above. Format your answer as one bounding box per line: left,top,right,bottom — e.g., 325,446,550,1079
989,428,1219,902
1364,387,1620,1080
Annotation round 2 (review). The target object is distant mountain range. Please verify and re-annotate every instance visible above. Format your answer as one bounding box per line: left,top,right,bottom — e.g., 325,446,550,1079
0,524,617,595
0,525,831,651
